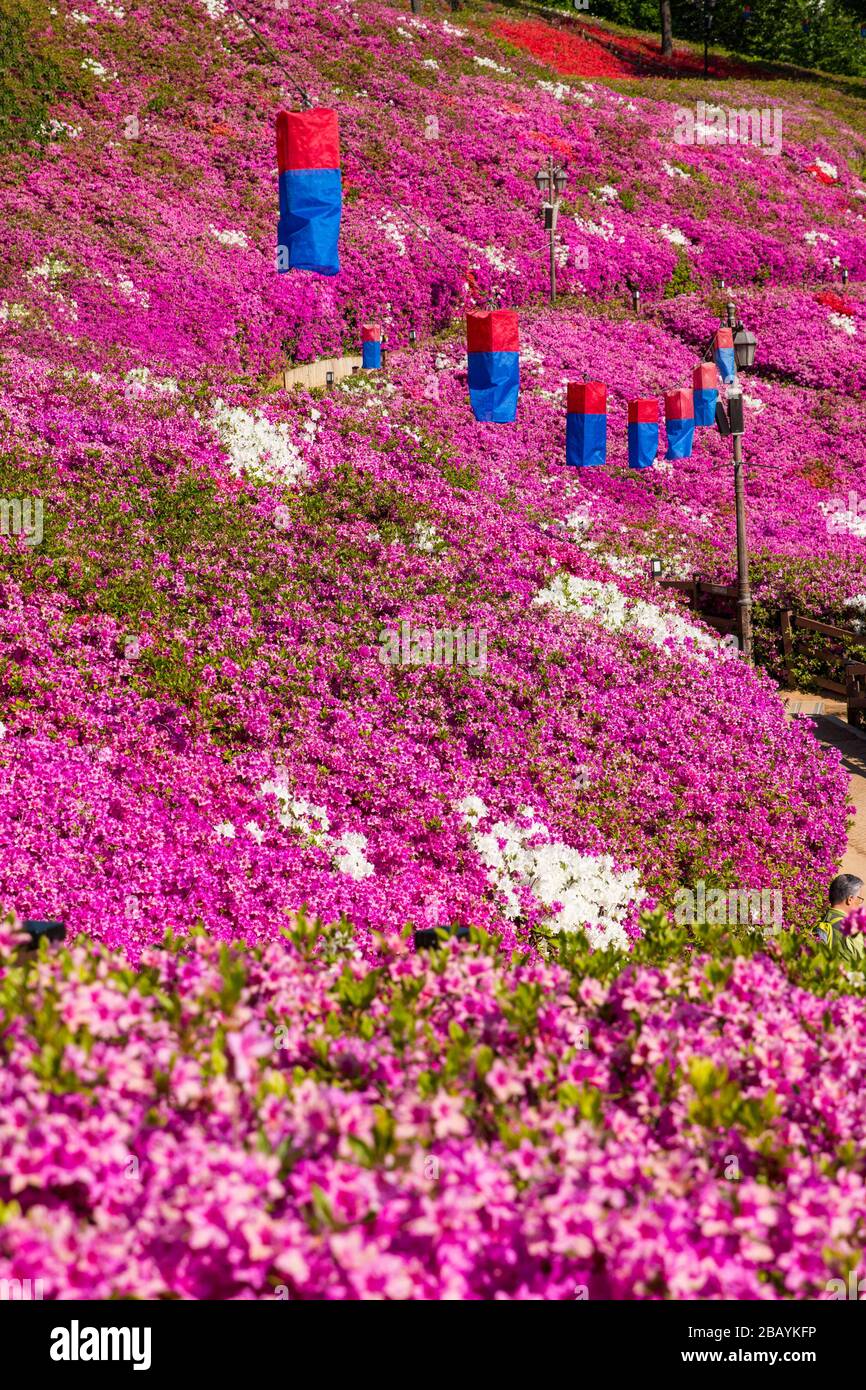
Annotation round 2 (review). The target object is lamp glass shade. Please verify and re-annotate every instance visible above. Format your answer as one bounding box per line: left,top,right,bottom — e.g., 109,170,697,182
534,170,547,192
553,170,567,195
733,328,756,370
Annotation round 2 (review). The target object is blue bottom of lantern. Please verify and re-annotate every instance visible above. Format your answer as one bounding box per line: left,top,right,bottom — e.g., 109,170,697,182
694,389,718,427
628,421,658,470
713,347,735,385
665,418,695,460
467,351,519,423
278,168,342,276
362,341,382,369
566,412,607,468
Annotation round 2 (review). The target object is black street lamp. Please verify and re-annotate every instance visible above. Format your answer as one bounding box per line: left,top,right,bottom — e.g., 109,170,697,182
533,156,567,304
707,299,756,662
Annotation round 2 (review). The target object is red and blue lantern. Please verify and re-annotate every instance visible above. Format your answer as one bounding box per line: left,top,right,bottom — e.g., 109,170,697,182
362,322,382,369
276,108,342,277
664,388,695,460
693,363,718,427
466,310,519,423
628,399,658,470
566,382,607,467
713,327,736,384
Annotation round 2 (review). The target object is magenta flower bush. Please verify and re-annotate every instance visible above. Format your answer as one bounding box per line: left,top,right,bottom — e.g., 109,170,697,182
0,914,863,1300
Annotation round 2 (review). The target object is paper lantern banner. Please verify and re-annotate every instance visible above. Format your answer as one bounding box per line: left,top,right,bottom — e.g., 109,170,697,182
713,327,736,385
693,362,718,427
628,398,658,470
466,310,520,423
362,322,382,370
566,381,607,468
276,108,342,277
664,388,695,460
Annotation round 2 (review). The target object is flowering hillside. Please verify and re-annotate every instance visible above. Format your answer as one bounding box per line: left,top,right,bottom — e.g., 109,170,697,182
1,0,866,1301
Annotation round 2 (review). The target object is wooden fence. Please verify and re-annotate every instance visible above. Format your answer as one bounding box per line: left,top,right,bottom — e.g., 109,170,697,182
654,577,740,639
781,609,866,727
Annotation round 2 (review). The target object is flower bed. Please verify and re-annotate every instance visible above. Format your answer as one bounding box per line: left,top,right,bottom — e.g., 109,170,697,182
0,914,863,1299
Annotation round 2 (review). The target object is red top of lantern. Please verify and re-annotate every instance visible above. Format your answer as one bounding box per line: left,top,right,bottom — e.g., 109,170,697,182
693,363,717,391
567,382,607,415
664,388,694,421
628,398,658,424
362,323,382,343
276,108,341,173
466,310,519,354
714,327,734,350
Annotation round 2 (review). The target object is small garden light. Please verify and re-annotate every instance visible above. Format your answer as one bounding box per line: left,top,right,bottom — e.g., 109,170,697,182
414,925,470,951
325,370,334,386
842,267,850,286
650,558,662,578
22,920,66,949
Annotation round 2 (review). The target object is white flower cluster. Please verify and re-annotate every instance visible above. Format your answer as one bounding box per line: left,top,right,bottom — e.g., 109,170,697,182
458,796,640,948
42,118,82,140
536,80,571,102
573,216,621,243
414,521,442,553
28,255,70,281
0,302,28,323
209,225,248,249
820,499,866,539
829,312,856,336
662,160,690,179
591,184,619,203
659,224,690,248
804,230,831,247
534,572,715,656
375,213,408,257
212,401,307,486
812,158,838,180
26,256,78,321
483,244,516,274
124,366,178,397
81,57,112,79
421,58,439,69
260,781,375,880
473,56,510,75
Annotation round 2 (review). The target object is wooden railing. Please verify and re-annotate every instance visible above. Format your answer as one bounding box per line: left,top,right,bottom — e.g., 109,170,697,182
655,577,740,640
780,609,866,725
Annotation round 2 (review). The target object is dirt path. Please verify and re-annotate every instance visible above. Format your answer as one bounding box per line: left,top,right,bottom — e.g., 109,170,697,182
780,692,866,882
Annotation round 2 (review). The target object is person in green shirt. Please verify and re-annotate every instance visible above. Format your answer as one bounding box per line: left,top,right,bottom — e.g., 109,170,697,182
815,874,865,963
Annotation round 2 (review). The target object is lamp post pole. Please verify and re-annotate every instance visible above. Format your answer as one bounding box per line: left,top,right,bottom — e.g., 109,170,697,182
534,157,566,305
725,299,753,661
732,409,753,662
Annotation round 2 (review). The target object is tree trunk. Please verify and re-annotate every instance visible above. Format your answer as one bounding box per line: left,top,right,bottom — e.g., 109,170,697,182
660,0,673,55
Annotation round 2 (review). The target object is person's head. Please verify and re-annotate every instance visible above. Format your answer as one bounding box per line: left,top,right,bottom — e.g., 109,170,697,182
829,873,864,913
